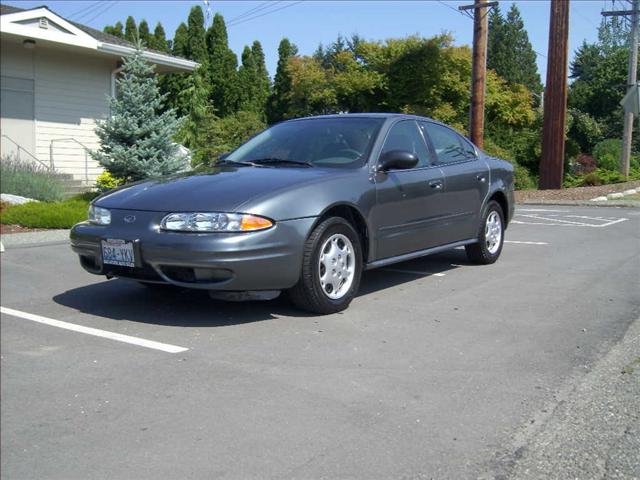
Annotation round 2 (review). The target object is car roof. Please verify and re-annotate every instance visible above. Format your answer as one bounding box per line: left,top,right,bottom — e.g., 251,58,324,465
286,113,437,122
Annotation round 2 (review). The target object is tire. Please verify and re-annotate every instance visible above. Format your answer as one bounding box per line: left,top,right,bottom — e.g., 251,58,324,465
288,217,363,314
465,200,505,265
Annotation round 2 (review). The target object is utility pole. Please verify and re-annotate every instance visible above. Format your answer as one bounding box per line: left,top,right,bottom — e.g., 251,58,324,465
602,0,639,178
539,0,570,190
459,0,497,148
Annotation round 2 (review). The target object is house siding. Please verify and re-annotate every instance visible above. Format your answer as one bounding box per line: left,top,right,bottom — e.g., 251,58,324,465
33,47,114,183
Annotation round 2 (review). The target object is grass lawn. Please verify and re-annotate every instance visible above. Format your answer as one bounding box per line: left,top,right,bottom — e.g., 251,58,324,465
0,192,97,229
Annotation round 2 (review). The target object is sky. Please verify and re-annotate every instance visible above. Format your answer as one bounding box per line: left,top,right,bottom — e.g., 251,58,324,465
5,0,620,82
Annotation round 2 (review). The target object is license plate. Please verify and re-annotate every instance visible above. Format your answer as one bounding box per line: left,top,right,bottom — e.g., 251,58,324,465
101,239,135,267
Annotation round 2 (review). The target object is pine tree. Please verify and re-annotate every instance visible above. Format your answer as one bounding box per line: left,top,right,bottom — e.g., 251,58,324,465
488,4,542,95
160,22,189,116
206,13,239,116
92,43,183,180
176,66,215,165
186,6,208,63
151,22,169,52
138,20,151,47
172,22,189,57
251,40,271,118
238,46,258,112
266,38,298,124
104,21,124,39
124,16,138,43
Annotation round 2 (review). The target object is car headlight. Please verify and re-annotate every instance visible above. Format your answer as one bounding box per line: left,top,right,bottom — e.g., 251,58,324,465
88,205,111,225
160,212,274,232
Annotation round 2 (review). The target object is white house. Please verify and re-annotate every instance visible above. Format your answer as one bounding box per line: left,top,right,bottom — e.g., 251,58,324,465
0,4,197,186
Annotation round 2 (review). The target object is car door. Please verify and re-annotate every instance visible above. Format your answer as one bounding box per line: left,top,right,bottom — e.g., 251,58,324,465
371,119,448,260
420,121,489,242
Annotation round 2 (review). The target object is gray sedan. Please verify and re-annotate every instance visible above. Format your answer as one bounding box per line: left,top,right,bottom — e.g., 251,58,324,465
71,113,514,314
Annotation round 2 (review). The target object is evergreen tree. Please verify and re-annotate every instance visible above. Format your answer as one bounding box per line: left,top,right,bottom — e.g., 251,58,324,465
104,21,124,39
176,66,215,165
206,13,239,116
172,22,189,57
238,46,259,112
138,20,151,47
266,38,298,123
186,6,208,63
251,40,271,118
160,22,190,116
124,16,138,43
487,4,542,95
92,43,183,180
151,22,169,52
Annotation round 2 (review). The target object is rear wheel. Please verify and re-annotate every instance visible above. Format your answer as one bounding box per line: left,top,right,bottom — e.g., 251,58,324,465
465,200,504,264
288,217,363,314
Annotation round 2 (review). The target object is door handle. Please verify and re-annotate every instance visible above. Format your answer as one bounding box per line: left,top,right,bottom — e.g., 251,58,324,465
477,174,487,183
429,180,443,189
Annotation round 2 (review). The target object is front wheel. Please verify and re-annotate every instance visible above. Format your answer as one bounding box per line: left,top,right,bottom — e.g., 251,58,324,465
465,200,504,264
288,217,363,314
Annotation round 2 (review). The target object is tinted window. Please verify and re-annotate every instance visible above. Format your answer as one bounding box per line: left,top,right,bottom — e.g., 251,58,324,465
421,122,476,165
380,120,430,168
227,117,384,169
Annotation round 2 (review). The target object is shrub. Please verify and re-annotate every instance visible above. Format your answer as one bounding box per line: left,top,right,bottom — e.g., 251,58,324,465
581,172,603,186
514,164,536,190
0,157,64,202
593,138,640,171
0,198,89,229
570,154,597,175
95,170,124,192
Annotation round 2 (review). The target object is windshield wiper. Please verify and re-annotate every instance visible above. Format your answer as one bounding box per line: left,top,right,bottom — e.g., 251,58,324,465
247,158,314,167
217,159,263,167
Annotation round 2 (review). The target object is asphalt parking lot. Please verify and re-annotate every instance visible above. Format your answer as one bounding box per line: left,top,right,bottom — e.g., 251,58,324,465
1,205,639,480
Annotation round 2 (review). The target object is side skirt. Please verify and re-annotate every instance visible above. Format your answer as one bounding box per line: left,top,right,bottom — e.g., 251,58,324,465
365,239,477,270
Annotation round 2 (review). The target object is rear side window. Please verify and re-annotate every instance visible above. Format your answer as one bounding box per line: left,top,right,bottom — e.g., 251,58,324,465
421,122,476,165
380,120,431,168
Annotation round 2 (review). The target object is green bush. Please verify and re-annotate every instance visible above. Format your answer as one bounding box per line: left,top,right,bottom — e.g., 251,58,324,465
593,139,640,171
563,168,640,188
514,164,537,190
95,170,124,192
0,157,65,202
0,198,89,229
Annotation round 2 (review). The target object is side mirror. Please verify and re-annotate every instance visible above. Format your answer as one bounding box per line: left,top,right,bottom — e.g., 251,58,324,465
378,150,419,171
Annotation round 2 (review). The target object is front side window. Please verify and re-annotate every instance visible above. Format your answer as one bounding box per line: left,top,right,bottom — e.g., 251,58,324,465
379,120,431,168
421,122,476,165
226,117,384,169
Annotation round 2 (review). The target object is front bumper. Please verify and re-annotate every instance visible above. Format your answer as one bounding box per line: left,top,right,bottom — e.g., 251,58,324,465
70,209,315,291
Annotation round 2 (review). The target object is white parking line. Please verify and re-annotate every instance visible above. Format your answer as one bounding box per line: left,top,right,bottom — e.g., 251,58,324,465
513,214,628,228
516,208,571,213
0,306,189,354
505,240,549,245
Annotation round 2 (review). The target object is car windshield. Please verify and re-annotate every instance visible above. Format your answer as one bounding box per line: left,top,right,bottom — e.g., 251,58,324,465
225,117,385,169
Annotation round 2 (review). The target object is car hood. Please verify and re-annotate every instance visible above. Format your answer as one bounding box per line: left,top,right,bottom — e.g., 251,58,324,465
95,165,339,213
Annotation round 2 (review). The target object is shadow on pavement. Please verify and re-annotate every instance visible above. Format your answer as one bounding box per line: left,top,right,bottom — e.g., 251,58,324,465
53,250,470,327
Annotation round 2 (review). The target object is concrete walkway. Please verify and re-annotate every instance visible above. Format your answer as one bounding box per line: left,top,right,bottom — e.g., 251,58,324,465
0,230,70,249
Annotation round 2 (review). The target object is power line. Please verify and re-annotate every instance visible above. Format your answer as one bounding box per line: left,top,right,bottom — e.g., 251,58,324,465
436,0,468,18
84,0,119,25
227,1,303,28
67,1,102,20
227,1,282,24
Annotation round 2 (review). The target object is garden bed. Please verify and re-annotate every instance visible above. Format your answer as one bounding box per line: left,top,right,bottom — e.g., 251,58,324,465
516,180,640,202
